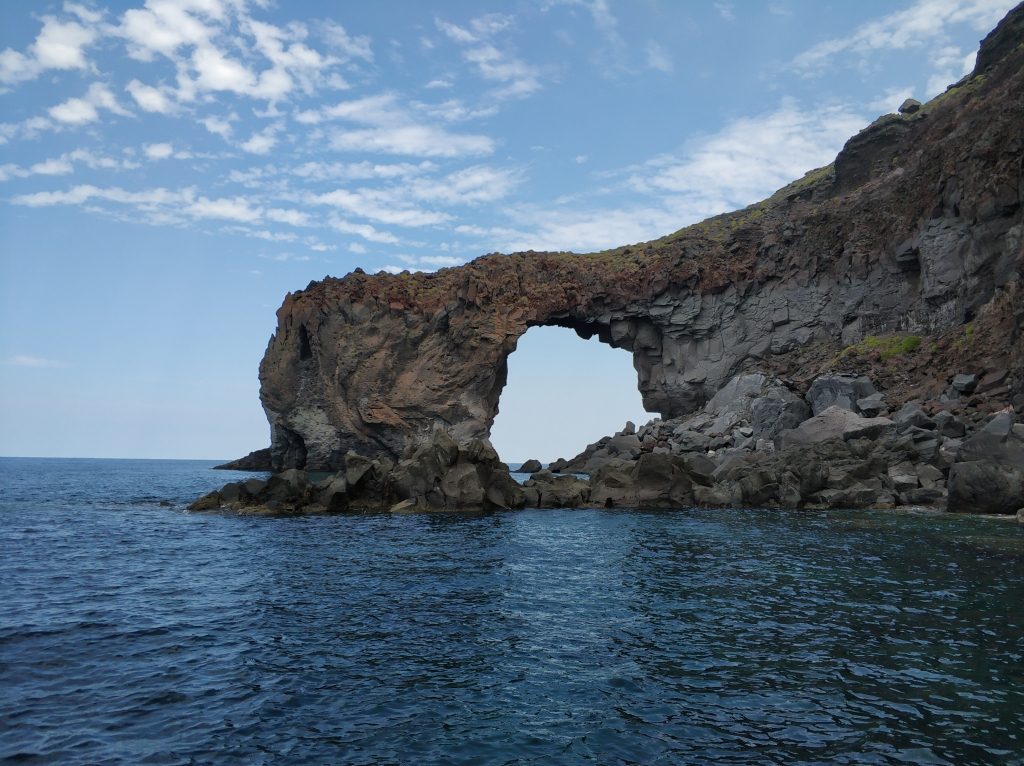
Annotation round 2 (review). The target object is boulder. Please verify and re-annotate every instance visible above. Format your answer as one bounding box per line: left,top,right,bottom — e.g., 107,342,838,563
947,412,1024,513
590,453,695,508
948,462,1024,513
952,373,979,394
519,458,543,473
898,98,921,114
893,403,936,432
702,373,810,440
856,393,887,417
933,410,966,438
776,406,894,449
523,470,590,508
806,374,878,415
670,429,711,453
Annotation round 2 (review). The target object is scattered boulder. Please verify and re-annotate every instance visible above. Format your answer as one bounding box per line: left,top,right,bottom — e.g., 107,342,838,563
893,403,936,431
806,374,878,415
952,373,980,394
947,412,1024,513
522,470,590,508
856,393,887,417
519,458,542,473
898,98,921,115
776,406,894,449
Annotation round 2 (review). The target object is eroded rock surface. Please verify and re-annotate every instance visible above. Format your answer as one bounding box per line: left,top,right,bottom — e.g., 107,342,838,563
258,5,1024,472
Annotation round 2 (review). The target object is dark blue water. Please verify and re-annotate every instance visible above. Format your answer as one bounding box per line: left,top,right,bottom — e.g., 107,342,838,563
2,458,1024,765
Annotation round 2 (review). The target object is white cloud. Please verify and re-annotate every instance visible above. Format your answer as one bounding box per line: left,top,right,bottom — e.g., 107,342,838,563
714,2,736,22
200,113,235,138
313,188,449,226
49,82,131,125
645,41,673,73
331,125,494,157
437,14,540,99
186,195,262,222
6,355,67,368
495,101,868,253
407,165,521,204
291,159,434,181
348,242,367,253
327,216,398,243
793,0,1017,73
240,124,279,154
144,142,174,160
266,208,311,226
321,20,373,62
30,157,74,175
126,79,176,113
425,78,453,89
635,102,865,204
0,14,98,86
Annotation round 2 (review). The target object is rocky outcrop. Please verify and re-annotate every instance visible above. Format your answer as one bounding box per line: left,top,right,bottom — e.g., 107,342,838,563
192,430,523,514
258,5,1024,472
947,411,1024,513
214,447,272,471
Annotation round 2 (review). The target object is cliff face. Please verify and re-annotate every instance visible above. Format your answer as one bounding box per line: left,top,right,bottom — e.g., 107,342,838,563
259,5,1024,471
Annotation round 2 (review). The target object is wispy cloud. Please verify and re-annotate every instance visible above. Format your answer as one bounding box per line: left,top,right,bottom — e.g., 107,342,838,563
792,0,1015,76
6,355,67,368
436,14,541,99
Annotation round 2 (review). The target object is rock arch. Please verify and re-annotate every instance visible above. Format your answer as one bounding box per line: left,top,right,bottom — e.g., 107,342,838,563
257,23,1024,471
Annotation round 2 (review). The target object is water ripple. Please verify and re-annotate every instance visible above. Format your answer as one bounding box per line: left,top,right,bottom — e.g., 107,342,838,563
1,459,1023,765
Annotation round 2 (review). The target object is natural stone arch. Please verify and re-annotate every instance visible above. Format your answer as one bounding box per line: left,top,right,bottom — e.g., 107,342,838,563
257,34,1024,471
488,323,652,463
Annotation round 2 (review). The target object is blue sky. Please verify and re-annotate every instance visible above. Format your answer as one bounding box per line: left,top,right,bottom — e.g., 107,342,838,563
0,0,1016,462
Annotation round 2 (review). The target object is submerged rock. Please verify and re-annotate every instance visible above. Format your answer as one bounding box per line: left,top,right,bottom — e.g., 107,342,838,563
213,447,272,471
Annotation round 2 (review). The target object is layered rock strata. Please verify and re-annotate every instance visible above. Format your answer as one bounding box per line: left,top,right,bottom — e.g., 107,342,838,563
258,5,1024,473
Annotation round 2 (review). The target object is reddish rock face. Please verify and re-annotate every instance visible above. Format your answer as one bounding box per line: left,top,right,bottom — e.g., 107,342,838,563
259,5,1024,471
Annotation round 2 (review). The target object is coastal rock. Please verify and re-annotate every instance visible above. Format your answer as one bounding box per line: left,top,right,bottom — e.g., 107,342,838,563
519,458,543,473
522,470,590,508
214,447,272,471
257,7,1024,470
947,412,1024,513
806,375,879,416
591,453,696,508
776,406,895,449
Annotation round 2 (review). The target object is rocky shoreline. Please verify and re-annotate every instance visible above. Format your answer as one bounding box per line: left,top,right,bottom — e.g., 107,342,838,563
195,6,1024,518
192,370,1024,517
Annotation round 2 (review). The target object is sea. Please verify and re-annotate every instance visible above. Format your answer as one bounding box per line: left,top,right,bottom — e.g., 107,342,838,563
1,457,1023,765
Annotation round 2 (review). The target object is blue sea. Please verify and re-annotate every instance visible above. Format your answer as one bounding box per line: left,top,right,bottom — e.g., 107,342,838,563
2,457,1023,765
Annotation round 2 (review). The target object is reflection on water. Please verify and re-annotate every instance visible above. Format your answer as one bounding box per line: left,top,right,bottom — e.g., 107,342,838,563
1,458,1023,765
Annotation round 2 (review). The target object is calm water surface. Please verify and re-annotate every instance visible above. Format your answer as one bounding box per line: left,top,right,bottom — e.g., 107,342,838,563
2,457,1023,765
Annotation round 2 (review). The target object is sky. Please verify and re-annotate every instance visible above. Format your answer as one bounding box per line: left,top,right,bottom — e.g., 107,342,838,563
0,0,1017,462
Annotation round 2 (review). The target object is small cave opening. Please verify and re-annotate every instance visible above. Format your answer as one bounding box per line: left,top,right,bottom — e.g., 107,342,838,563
298,324,312,360
489,326,650,468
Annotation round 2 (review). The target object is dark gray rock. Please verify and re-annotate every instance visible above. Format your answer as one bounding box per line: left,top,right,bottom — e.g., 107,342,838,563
898,98,922,114
671,429,711,453
893,403,936,432
590,453,695,508
856,393,887,417
806,375,878,415
214,447,273,471
523,470,590,508
933,410,966,438
777,406,894,449
948,462,1024,513
952,373,979,394
519,458,542,473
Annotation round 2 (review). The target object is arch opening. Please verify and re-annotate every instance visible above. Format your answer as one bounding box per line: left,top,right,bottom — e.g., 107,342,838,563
489,326,651,466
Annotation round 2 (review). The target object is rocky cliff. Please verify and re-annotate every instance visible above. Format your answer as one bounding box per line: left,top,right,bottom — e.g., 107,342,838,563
259,4,1024,472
